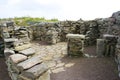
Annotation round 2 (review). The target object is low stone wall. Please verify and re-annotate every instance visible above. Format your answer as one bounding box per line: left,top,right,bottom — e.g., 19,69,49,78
30,11,120,46
4,27,50,80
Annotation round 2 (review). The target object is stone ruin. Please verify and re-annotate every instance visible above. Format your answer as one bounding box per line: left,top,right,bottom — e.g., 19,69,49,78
0,11,120,80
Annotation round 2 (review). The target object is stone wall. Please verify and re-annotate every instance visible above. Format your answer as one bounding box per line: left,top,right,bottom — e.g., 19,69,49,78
1,11,120,79
3,27,50,80
30,19,109,45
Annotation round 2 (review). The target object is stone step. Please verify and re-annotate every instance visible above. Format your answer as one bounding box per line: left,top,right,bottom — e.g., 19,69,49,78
9,54,28,64
14,43,31,51
19,63,48,80
17,56,42,71
19,48,35,56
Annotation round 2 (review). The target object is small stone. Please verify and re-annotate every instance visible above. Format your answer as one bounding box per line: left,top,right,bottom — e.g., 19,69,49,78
52,67,65,73
65,63,75,68
56,63,65,68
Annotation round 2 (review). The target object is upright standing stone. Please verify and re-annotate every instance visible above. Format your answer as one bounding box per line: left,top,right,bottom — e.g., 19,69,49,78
66,34,85,56
103,34,118,56
96,39,105,57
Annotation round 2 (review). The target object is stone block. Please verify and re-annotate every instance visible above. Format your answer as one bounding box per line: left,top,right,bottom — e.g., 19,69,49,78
19,63,48,80
17,56,42,71
19,48,35,56
9,54,27,64
67,34,85,56
14,43,31,51
96,39,105,57
66,34,86,39
4,38,18,43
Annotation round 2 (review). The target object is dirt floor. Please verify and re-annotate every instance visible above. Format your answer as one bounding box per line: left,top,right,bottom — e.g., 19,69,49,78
0,58,11,80
51,57,119,80
0,45,120,80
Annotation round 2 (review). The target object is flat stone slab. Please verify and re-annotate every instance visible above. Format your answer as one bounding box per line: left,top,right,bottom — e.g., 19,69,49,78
17,56,42,71
19,48,36,56
9,54,27,64
103,34,117,40
66,34,85,39
14,43,31,51
4,38,18,43
19,63,48,79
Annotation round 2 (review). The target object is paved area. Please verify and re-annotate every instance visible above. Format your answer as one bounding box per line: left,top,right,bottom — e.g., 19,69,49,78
0,41,119,80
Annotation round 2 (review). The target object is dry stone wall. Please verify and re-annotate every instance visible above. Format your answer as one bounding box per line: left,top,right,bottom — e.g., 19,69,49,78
3,27,50,80
1,11,120,79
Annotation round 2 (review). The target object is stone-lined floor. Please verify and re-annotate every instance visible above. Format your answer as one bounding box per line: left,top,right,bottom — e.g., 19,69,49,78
31,41,68,74
0,41,119,80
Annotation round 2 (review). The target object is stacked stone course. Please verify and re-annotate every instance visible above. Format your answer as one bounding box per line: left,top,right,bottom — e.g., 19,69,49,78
3,27,50,80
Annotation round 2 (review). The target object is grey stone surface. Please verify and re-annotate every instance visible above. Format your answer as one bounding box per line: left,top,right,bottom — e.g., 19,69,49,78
17,56,42,71
67,34,84,56
66,34,85,39
19,48,35,56
14,43,31,51
19,63,48,79
96,39,105,57
4,38,18,43
9,54,27,64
